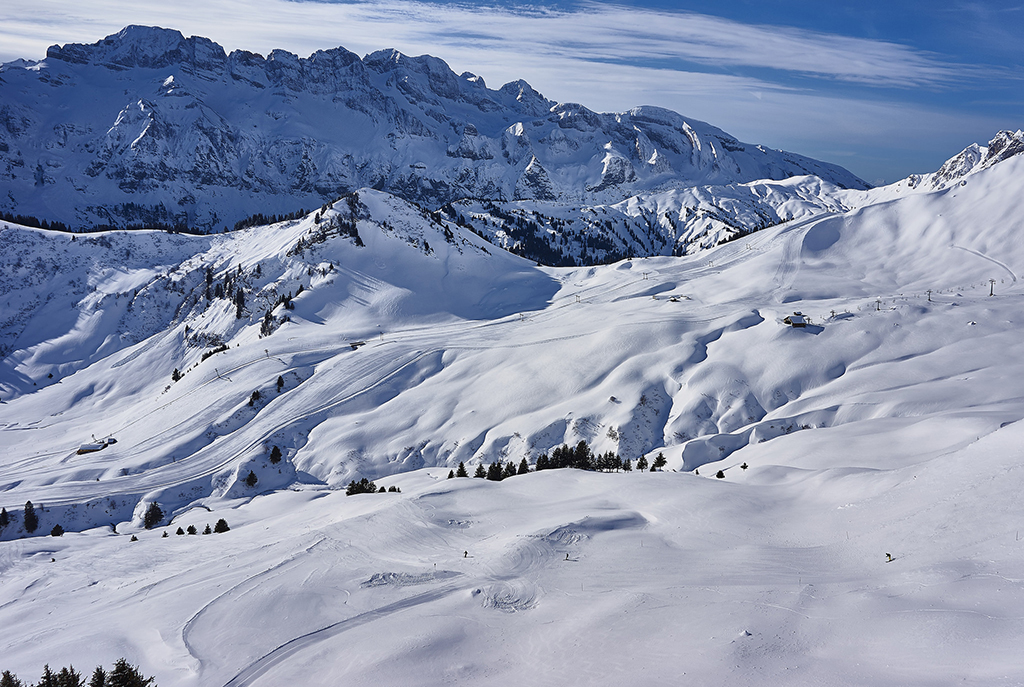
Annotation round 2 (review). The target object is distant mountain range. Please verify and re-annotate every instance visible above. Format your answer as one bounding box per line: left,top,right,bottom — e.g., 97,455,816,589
1,26,866,246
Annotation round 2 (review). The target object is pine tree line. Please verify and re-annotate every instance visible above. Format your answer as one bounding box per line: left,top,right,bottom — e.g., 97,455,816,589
444,441,671,482
1,657,154,687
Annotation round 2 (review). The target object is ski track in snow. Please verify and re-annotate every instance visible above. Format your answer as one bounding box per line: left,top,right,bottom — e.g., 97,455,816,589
950,244,1017,282
221,583,464,687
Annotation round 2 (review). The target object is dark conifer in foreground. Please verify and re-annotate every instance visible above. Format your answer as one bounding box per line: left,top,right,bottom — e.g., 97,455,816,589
0,507,8,529
447,470,455,479
456,461,468,477
518,458,529,475
1,670,23,687
473,464,486,478
50,524,64,537
88,667,105,687
57,665,82,687
244,471,258,488
106,658,155,687
636,455,648,471
176,527,185,535
37,665,56,687
186,525,197,535
214,519,230,533
269,446,282,464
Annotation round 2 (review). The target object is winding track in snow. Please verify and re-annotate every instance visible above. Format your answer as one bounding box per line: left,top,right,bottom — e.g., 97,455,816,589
951,245,1017,282
221,582,463,687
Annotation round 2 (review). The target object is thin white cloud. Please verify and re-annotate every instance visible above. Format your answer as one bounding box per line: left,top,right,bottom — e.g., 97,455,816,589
0,0,984,87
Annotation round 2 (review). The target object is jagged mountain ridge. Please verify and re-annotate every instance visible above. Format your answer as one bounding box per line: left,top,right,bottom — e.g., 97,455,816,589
440,129,1024,263
0,25,867,235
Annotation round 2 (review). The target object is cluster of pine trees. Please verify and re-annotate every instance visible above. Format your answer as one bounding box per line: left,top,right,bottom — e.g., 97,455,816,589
345,478,401,496
173,519,229,536
444,441,670,481
1,658,154,687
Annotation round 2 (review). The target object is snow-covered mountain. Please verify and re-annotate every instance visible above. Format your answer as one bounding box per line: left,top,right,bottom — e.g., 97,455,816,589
0,25,866,235
449,129,1024,263
2,135,1022,520
1,134,1023,685
4,27,1024,686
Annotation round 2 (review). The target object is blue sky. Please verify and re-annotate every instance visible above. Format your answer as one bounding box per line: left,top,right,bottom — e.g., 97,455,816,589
2,0,1021,183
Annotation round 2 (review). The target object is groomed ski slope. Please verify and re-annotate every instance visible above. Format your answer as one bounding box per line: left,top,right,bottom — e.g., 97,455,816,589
1,155,1024,684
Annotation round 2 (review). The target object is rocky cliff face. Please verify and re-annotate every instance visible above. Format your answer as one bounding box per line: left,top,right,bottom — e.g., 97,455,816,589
0,26,868,236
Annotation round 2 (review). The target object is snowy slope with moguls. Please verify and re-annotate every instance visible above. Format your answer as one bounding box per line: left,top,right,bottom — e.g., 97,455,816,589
0,25,866,236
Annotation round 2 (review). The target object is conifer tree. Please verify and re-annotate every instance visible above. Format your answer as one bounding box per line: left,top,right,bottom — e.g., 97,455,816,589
187,525,197,535
518,458,529,475
245,470,258,487
106,658,154,687
203,524,212,534
234,288,245,319
473,464,486,478
143,502,163,529
447,470,455,479
87,667,105,687
622,458,632,472
1,670,24,687
50,524,64,537
36,665,56,687
176,527,185,535
486,462,503,481
269,445,282,464
652,452,667,470
456,461,468,477
57,666,82,687
23,501,38,533
502,462,517,479
572,440,594,470
214,519,230,533
535,454,550,471
636,455,648,471
276,375,285,392
260,310,274,337
0,507,8,529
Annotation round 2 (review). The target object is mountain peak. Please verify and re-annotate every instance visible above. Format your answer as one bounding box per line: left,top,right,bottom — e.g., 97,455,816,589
927,129,1024,189
46,26,226,70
